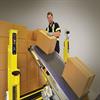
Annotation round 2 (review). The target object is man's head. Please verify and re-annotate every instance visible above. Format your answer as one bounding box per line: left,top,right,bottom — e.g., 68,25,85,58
47,12,53,24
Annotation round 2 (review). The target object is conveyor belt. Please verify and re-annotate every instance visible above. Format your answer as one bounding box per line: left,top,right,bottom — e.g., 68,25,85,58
31,46,79,100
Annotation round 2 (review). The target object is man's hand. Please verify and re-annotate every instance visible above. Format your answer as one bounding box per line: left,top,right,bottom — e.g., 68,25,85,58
53,32,61,37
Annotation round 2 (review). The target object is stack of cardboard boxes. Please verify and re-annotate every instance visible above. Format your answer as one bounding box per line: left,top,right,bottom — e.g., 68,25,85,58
0,21,47,99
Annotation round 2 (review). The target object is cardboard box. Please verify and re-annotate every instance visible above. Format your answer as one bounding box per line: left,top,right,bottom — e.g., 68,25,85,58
0,21,47,96
33,29,56,54
20,80,27,95
26,31,36,50
27,40,36,49
27,53,41,92
0,37,9,53
0,21,12,37
62,57,95,97
31,29,40,41
17,54,28,95
0,70,7,100
27,54,38,80
17,29,28,40
27,30,35,41
12,24,28,39
17,39,27,53
17,54,27,81
0,54,7,70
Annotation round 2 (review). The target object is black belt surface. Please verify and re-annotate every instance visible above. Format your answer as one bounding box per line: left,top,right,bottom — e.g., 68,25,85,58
33,46,79,100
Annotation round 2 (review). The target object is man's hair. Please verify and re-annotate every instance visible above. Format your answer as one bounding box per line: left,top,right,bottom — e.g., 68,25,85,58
47,12,53,17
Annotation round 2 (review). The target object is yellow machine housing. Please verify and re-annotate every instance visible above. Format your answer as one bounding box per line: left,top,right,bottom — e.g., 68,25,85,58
63,31,70,62
8,29,20,100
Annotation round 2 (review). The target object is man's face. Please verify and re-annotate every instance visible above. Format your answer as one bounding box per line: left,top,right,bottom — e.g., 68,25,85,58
47,15,53,24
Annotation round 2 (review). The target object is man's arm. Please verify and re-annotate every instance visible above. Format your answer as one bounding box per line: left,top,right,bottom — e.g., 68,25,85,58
53,23,61,37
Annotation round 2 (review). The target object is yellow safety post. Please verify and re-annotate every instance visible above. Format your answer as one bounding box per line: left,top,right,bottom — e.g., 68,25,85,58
8,29,20,100
63,31,70,62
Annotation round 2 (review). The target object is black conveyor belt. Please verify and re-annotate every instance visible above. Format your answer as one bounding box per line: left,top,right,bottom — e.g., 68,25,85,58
33,46,79,100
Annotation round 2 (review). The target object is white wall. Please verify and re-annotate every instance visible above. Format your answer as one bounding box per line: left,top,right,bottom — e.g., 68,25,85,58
0,0,100,99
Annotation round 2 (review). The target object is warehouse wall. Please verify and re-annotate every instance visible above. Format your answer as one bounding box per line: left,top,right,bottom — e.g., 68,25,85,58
0,0,100,99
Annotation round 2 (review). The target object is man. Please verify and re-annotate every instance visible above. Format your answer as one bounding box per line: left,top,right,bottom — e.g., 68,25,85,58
46,12,61,53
